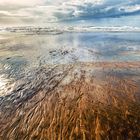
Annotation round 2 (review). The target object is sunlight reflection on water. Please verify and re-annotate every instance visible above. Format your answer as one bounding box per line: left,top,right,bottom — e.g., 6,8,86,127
0,32,140,82
0,75,14,96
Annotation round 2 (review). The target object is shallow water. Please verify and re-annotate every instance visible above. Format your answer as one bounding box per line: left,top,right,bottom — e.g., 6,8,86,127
0,32,140,139
0,32,140,77
0,32,140,93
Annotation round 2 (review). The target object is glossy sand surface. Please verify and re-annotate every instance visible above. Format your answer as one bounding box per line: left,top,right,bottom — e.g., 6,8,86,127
0,32,140,139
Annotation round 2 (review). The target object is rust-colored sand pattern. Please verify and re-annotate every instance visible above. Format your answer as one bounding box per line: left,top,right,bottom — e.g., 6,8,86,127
0,62,140,140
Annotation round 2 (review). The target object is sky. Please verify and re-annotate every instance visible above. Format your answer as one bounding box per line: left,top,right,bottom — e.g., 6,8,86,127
0,0,140,27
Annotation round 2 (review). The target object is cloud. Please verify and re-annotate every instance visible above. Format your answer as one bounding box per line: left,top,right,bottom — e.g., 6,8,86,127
0,0,44,6
0,0,140,26
51,0,140,21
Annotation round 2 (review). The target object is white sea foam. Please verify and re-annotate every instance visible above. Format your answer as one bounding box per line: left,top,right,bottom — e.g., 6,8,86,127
1,26,140,34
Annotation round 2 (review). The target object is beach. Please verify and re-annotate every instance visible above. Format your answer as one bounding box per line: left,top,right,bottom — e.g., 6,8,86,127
0,31,140,139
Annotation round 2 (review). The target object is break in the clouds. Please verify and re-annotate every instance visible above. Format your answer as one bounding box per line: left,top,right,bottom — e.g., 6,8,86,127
0,0,140,26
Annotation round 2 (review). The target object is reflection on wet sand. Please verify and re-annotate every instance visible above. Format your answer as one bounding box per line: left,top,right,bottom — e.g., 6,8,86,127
0,75,14,96
0,62,140,139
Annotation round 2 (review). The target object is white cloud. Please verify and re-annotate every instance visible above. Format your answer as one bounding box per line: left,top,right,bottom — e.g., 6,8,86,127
0,0,140,26
120,5,140,12
0,0,44,6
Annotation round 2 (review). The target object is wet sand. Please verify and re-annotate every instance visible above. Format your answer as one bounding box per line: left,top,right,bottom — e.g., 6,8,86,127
0,62,140,140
